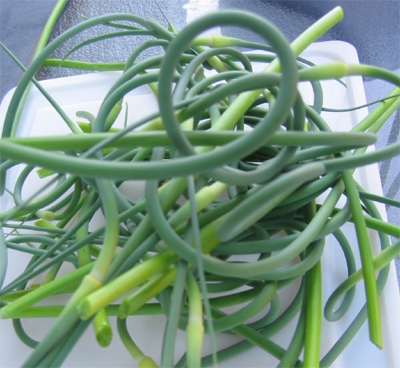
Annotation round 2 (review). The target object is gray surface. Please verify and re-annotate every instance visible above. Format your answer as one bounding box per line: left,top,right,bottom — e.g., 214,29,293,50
36,0,189,80
220,0,400,72
0,0,59,100
0,1,399,283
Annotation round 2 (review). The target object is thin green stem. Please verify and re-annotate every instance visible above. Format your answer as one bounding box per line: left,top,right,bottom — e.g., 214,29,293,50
341,171,382,348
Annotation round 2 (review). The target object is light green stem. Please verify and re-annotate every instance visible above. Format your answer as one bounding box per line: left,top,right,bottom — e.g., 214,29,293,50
78,250,178,320
342,171,382,348
212,6,343,132
303,201,322,368
118,266,176,319
93,308,112,347
186,272,204,368
117,318,159,367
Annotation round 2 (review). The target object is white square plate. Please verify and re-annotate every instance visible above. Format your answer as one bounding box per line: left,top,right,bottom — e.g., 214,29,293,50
0,41,399,368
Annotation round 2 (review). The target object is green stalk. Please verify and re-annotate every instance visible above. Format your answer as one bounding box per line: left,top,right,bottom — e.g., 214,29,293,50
42,59,126,70
303,201,322,367
341,171,382,348
78,250,178,320
3,131,376,151
0,282,78,303
78,216,224,321
5,303,165,319
161,261,188,368
76,192,97,267
210,307,300,363
89,180,119,282
358,191,400,209
118,266,176,319
327,89,400,348
0,228,7,290
117,318,159,367
303,262,322,366
186,272,204,368
75,191,112,348
277,306,306,368
352,87,400,133
325,239,400,314
40,263,63,285
37,180,83,221
288,7,343,61
325,83,400,349
21,180,118,367
169,181,228,229
186,175,218,366
93,308,112,347
298,62,400,86
212,7,343,132
357,217,400,238
0,263,93,319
